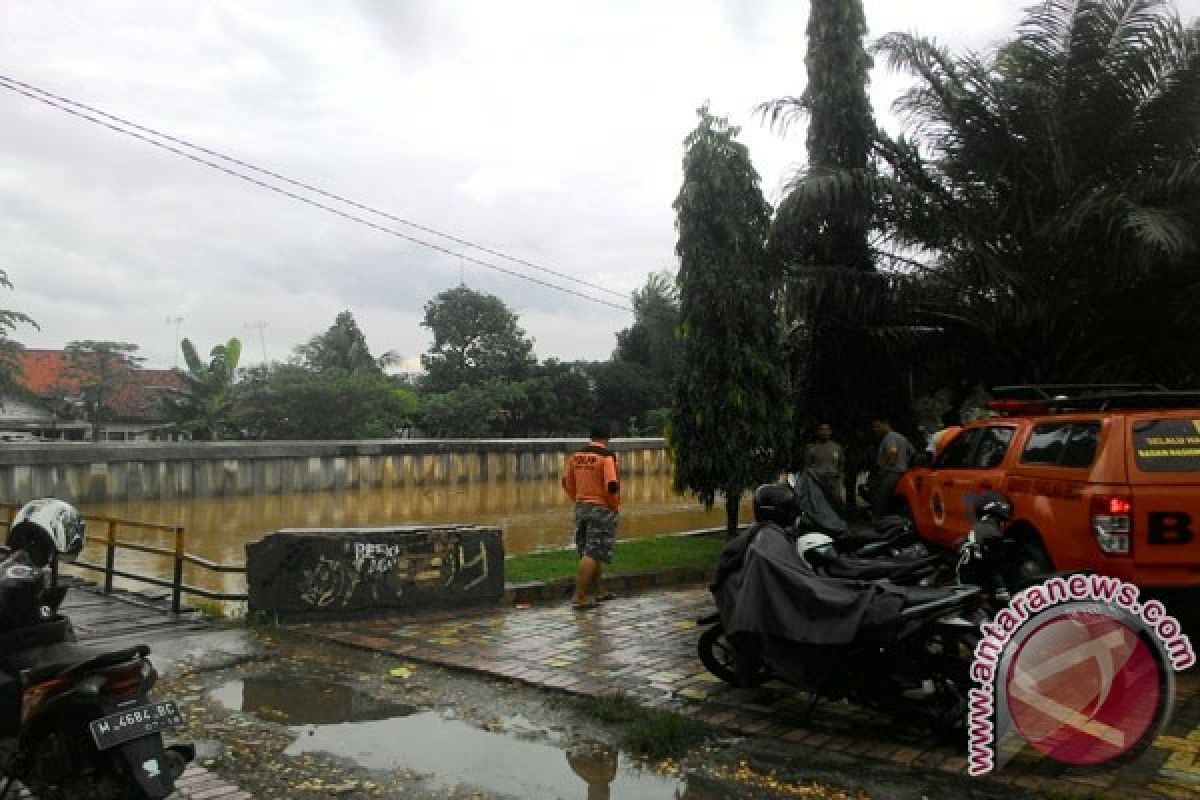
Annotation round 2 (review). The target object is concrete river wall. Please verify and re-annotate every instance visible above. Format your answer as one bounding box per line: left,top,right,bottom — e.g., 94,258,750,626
0,438,672,505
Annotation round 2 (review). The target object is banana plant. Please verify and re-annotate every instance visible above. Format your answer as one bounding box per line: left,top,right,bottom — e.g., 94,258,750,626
164,337,242,440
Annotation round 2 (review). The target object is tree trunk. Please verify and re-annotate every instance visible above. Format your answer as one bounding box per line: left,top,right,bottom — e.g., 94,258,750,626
725,490,740,538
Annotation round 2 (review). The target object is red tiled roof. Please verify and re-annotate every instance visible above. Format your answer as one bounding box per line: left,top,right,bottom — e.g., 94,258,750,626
16,349,186,421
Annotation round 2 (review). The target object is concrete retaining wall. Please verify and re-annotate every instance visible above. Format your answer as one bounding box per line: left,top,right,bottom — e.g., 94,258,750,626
0,439,670,504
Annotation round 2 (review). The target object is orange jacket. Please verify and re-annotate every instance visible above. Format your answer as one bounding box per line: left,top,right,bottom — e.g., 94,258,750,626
562,441,621,512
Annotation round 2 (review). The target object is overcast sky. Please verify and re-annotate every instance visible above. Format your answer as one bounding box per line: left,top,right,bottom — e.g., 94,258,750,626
2,1,1198,371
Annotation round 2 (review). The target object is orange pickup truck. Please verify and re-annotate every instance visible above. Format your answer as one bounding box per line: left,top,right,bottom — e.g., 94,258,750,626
894,386,1200,588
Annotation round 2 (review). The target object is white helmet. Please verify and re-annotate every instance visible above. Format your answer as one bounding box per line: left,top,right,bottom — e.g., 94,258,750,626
795,532,836,565
8,498,86,567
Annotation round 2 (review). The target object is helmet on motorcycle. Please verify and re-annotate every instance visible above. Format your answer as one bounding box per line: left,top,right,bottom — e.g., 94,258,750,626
8,498,86,568
795,532,836,565
973,491,1013,523
752,483,798,527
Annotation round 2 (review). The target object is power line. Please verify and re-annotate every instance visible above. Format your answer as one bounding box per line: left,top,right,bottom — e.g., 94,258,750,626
0,73,633,312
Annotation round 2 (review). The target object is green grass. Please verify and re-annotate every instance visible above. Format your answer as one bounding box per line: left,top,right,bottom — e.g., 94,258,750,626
189,599,228,620
504,531,727,584
576,692,712,760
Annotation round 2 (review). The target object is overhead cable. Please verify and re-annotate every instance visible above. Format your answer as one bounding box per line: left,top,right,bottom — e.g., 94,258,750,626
0,74,632,314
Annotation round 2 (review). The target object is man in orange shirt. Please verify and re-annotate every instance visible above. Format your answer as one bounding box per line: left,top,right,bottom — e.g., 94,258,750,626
562,422,621,610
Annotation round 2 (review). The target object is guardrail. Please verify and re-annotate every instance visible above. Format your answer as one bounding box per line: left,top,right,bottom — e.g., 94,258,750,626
0,503,247,614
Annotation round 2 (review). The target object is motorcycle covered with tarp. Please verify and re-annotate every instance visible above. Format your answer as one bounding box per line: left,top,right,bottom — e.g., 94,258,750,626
790,469,926,558
698,493,983,740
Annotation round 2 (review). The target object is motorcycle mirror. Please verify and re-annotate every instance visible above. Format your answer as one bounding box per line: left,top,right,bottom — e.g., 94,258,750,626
973,491,1013,522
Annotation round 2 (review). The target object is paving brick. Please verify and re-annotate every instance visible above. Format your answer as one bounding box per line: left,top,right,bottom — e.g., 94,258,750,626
286,583,1200,800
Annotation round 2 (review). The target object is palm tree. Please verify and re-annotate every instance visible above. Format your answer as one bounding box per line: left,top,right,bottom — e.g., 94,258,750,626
791,0,1200,389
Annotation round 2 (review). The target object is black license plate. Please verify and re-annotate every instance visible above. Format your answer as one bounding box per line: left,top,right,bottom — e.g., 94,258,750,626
89,700,184,751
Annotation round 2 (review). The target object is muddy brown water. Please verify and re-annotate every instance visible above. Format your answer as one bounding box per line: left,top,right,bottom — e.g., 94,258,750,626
211,674,694,798
64,474,749,600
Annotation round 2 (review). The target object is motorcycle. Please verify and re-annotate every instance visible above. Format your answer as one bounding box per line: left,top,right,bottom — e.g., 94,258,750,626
697,521,983,741
0,499,193,800
792,530,943,585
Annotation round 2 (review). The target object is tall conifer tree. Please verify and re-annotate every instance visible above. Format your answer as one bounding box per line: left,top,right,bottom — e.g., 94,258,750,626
760,0,913,488
668,105,789,534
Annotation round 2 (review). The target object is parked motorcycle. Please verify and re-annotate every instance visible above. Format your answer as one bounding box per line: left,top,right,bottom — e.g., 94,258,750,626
698,485,983,741
0,498,193,800
795,493,1050,604
792,531,943,585
791,469,927,560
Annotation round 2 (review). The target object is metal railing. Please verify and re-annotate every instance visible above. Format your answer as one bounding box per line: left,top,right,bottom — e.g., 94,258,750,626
0,503,247,614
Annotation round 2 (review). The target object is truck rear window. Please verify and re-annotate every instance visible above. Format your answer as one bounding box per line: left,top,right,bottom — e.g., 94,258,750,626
1132,418,1200,472
1021,422,1101,467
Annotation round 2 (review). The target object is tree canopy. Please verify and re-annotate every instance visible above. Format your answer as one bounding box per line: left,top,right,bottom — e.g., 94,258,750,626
295,311,383,375
755,0,919,474
419,286,536,394
62,340,144,441
232,364,417,439
669,104,790,533
0,270,37,398
793,0,1200,393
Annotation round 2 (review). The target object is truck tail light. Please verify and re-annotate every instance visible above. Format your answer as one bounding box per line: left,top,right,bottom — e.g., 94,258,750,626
1091,495,1132,555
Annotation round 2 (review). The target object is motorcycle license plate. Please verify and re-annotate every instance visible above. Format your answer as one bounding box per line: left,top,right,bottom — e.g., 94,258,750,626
89,700,184,751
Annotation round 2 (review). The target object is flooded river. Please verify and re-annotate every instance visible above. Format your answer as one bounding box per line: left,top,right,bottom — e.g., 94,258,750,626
66,473,747,601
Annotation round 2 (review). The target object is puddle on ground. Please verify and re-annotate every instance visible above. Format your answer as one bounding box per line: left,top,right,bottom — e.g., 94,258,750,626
283,714,690,799
215,675,703,798
212,677,417,725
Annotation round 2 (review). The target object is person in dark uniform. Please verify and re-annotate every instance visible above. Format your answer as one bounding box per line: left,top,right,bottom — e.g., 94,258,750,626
562,422,621,610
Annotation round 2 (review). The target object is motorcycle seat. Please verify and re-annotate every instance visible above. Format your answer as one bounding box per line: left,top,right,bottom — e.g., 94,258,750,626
833,531,893,551
821,554,940,582
11,642,149,685
895,584,981,618
0,616,72,653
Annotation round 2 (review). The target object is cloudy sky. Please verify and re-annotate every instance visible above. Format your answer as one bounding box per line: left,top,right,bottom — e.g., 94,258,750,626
2,1,1197,371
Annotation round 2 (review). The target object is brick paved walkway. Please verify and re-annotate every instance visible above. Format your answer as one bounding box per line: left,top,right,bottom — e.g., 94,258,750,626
293,586,1200,800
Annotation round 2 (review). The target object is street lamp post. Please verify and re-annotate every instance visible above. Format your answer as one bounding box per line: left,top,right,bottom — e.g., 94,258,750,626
166,316,184,368
245,321,269,367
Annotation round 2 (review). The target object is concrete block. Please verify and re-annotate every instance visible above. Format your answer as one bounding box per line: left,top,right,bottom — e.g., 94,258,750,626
245,525,505,620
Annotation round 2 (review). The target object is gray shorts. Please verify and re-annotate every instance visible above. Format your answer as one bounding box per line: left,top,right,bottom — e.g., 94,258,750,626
574,502,617,564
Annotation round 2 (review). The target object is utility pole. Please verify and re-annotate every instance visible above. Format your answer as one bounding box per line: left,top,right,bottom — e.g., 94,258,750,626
165,316,184,368
245,321,269,366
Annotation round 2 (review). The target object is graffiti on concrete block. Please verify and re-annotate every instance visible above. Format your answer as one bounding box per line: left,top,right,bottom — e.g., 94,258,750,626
296,532,495,610
445,538,490,590
300,556,359,609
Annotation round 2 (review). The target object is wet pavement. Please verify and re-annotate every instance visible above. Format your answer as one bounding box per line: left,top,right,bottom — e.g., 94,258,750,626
291,585,1200,799
157,630,885,799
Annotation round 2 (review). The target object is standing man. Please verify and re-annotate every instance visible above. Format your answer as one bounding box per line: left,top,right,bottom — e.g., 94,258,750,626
926,410,963,459
870,417,913,520
803,423,846,515
562,422,621,610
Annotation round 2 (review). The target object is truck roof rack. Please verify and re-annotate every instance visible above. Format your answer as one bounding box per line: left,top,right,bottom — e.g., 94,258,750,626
990,384,1168,401
986,385,1200,414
